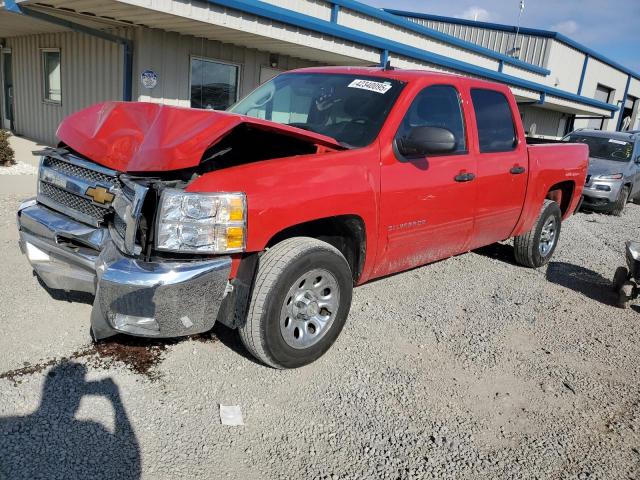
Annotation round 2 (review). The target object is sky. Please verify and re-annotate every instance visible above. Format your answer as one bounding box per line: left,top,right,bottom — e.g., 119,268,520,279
361,0,640,72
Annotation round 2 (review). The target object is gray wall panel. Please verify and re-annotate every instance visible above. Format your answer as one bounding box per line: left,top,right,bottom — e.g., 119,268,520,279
7,29,128,144
407,17,549,68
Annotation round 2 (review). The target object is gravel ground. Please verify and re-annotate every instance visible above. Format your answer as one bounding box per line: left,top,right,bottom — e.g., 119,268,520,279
1,191,639,480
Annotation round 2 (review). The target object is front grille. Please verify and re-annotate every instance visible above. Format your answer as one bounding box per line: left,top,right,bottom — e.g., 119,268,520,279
39,182,106,221
44,157,121,189
37,153,120,227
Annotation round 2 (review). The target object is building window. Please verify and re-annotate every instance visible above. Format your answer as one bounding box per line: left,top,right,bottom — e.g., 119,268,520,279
588,84,615,130
621,95,638,131
190,57,239,110
42,49,61,104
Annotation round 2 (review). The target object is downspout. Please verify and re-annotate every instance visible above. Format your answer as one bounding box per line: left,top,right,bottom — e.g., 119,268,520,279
616,75,631,131
577,54,588,95
4,3,133,101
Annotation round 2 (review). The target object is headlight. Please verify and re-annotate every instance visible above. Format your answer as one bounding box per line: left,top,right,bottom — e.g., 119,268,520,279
156,189,246,253
596,173,623,180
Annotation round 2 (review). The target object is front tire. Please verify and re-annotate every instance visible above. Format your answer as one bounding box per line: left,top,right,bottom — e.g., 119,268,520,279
239,237,353,369
514,199,562,268
610,185,630,216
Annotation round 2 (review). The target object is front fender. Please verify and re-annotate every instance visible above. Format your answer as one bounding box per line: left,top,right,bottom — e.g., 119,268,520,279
186,144,381,283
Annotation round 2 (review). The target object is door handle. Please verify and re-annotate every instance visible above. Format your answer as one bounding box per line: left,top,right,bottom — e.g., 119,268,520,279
454,172,475,182
510,166,526,174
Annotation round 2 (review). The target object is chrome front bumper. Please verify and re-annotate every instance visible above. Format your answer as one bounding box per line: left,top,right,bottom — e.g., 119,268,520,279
17,199,232,340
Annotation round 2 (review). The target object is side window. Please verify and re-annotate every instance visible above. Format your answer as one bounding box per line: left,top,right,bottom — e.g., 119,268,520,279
396,85,466,154
470,89,517,153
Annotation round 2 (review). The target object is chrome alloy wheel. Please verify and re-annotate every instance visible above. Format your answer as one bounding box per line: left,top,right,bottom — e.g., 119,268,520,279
279,268,340,349
539,216,558,256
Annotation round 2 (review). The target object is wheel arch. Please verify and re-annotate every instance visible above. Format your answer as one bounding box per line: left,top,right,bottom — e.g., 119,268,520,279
546,180,575,218
266,215,367,283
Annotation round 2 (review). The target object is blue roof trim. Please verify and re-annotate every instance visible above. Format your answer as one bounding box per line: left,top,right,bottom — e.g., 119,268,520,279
330,3,339,23
206,0,617,112
329,0,549,76
385,9,640,81
3,0,23,13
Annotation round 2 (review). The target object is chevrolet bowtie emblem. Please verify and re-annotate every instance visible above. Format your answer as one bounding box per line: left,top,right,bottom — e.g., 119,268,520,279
85,186,115,205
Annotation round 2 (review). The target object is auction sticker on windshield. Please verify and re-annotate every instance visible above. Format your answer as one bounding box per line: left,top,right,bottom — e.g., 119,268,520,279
348,79,393,94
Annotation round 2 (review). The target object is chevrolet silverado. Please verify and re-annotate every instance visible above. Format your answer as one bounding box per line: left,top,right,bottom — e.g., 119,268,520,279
17,67,588,368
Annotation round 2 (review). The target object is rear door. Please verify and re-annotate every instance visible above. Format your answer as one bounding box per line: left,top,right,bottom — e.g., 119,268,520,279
375,81,477,276
466,87,528,249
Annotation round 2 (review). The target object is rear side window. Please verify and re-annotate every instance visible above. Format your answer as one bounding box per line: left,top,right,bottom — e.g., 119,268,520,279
396,84,466,154
471,89,517,153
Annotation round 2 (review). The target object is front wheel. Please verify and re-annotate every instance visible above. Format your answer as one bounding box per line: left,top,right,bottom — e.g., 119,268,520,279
514,199,562,268
610,185,630,216
239,237,353,369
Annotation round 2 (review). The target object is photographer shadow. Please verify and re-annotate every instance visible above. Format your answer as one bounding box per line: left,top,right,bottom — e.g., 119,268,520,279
0,362,141,479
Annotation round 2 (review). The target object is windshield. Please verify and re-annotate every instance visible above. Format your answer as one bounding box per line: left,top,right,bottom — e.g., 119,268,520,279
229,73,405,148
563,134,633,162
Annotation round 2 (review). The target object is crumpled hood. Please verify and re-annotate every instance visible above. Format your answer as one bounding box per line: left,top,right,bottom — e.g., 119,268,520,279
587,157,631,177
56,102,344,172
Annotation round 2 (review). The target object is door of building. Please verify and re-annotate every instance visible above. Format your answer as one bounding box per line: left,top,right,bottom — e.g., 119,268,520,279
2,50,13,130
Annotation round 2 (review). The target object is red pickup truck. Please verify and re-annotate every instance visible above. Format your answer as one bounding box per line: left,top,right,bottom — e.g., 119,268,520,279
17,67,588,368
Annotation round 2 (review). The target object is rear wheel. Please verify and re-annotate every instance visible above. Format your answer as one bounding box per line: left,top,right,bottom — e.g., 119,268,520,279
613,266,629,292
514,199,562,268
610,185,630,216
618,281,634,309
239,237,353,369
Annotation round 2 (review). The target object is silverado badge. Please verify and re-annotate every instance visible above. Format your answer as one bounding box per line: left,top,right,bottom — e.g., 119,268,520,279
85,186,115,205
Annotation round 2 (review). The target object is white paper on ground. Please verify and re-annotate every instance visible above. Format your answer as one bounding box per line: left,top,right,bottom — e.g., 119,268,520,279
219,405,244,426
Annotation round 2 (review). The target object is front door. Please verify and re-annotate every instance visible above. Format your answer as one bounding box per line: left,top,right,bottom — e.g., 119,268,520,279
2,51,13,130
375,82,477,277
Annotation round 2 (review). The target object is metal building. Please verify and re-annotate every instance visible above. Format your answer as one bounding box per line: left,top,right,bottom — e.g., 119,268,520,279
0,0,638,145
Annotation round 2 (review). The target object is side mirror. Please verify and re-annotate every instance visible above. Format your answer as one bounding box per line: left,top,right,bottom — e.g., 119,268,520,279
398,126,457,157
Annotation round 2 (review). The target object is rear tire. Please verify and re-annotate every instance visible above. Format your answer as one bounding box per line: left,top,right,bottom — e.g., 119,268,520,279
610,185,630,216
239,237,353,369
514,199,562,268
613,266,629,292
618,281,634,309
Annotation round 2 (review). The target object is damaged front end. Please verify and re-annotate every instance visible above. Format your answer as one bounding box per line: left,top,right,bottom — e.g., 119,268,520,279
17,101,345,340
17,148,233,340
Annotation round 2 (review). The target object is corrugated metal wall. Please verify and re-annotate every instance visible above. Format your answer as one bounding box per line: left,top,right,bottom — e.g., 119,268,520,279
339,9,499,70
133,28,319,106
259,0,332,21
406,17,549,68
7,29,128,145
519,104,564,138
6,26,319,145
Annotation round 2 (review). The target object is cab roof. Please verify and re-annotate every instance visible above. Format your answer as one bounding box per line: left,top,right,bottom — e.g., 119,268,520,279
286,66,507,90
